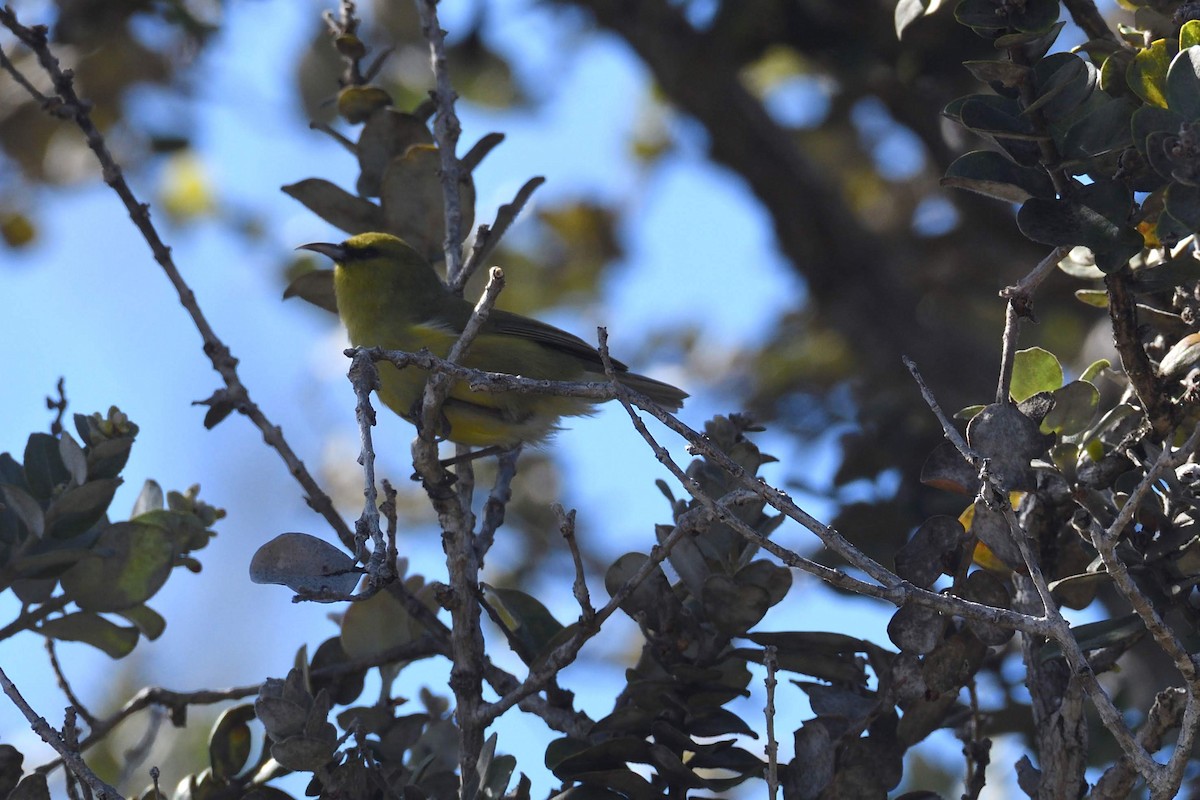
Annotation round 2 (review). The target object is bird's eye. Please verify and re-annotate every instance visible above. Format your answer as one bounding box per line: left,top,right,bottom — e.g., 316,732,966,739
350,246,379,261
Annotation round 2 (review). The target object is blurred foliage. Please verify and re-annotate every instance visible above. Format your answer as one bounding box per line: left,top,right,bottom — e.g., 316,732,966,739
0,405,221,657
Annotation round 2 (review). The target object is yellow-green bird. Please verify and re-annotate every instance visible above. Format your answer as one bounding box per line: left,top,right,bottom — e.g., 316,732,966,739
299,232,687,447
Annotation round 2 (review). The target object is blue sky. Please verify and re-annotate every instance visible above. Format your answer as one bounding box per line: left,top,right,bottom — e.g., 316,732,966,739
0,0,999,794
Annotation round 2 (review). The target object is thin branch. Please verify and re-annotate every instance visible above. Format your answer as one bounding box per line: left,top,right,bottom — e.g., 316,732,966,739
45,639,95,727
764,645,779,800
414,0,466,283
1062,0,1124,45
453,176,546,294
0,9,355,553
1107,269,1176,439
407,266,506,783
0,596,70,642
557,505,594,621
0,666,123,798
477,446,521,564
1093,688,1186,799
348,349,384,573
417,266,506,446
996,301,1022,405
1000,246,1070,306
481,483,766,724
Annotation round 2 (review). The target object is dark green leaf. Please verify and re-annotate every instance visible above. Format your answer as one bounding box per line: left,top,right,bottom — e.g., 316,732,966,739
1167,46,1200,121
959,95,1040,139
942,150,1055,202
116,604,166,640
282,269,338,315
38,612,139,658
1017,198,1143,270
1042,380,1099,436
1060,96,1136,159
23,433,68,500
1132,106,1180,156
209,705,256,782
1027,53,1094,122
43,478,121,540
1165,182,1200,229
482,584,566,662
282,179,384,235
355,110,434,197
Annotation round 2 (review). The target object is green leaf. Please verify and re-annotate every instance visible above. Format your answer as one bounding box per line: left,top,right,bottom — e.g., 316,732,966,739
282,179,384,235
1157,208,1192,245
1011,347,1064,401
963,60,1032,88
1159,332,1200,376
482,584,567,662
1074,289,1108,307
209,704,256,782
116,604,166,640
1017,198,1143,271
38,612,139,658
23,433,68,500
43,478,121,539
1128,38,1174,108
355,109,434,197
1165,183,1200,229
59,522,177,612
282,269,338,315
1060,96,1136,159
249,532,360,597
993,20,1066,58
958,95,1040,139
942,150,1055,202
1026,53,1094,122
1041,380,1100,436
1,485,44,539
1167,46,1200,121
1132,106,1180,156
340,582,425,661
1080,359,1111,383
1183,20,1200,50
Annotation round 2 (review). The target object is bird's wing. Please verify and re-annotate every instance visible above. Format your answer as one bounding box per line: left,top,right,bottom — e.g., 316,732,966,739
486,309,630,371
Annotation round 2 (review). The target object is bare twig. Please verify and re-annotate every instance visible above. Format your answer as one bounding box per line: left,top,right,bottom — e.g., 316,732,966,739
454,176,546,293
45,639,95,727
0,666,122,798
996,301,1023,404
348,349,384,572
0,596,71,642
1062,0,1124,45
764,645,779,800
413,0,466,283
477,446,521,563
557,505,594,621
1107,269,1176,439
1000,246,1070,307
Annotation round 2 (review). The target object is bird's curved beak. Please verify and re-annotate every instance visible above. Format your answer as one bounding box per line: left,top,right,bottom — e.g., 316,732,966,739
297,242,347,262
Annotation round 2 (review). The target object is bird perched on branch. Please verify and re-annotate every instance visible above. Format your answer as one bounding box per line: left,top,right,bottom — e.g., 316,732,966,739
299,232,687,448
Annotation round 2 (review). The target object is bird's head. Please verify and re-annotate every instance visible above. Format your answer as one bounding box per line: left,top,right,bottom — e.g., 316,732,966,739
298,232,448,314
297,232,426,269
